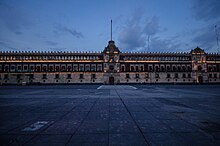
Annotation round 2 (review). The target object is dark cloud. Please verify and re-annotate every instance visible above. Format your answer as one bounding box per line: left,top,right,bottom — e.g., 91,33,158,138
54,25,84,39
192,0,220,21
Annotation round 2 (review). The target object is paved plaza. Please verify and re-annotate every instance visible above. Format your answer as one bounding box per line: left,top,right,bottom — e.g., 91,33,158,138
0,84,220,146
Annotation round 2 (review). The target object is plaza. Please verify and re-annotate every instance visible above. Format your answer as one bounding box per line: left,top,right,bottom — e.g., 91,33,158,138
0,85,220,145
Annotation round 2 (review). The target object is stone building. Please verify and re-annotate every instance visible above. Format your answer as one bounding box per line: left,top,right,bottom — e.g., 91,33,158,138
0,40,220,85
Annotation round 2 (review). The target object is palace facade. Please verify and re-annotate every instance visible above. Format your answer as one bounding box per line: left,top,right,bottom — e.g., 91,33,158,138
0,40,220,85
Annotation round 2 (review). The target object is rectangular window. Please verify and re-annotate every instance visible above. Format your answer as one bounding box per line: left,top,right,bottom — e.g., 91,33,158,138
67,74,71,79
188,73,191,78
79,65,84,71
182,74,186,78
136,66,139,71
79,74,84,79
17,66,22,71
155,73,159,78
214,74,217,78
30,66,34,71
67,66,72,71
145,74,149,78
29,74,34,79
167,73,171,78
17,74,21,80
175,73,178,78
42,74,47,79
126,74,130,79
209,74,212,78
55,74,59,79
135,74,140,78
23,66,28,71
4,74,8,79
91,74,96,79
121,66,125,72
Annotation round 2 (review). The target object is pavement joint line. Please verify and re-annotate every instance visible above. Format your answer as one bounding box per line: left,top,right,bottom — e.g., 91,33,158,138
65,97,100,146
114,86,150,146
97,85,103,90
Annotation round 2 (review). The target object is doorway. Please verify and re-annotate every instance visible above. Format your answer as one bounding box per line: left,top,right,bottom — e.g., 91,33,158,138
109,77,114,85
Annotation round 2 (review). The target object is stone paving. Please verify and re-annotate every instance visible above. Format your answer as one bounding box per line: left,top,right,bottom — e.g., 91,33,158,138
0,84,220,146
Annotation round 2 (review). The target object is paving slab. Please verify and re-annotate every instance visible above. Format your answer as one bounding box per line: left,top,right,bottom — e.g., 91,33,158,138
0,84,220,145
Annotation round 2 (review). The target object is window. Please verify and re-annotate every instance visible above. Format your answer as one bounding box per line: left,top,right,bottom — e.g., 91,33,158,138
131,66,134,71
126,74,130,79
30,66,34,71
166,66,170,72
182,74,186,78
42,74,47,79
136,66,139,71
67,66,72,71
167,73,171,78
145,74,149,78
67,74,71,79
42,66,47,72
4,74,8,80
188,73,191,78
198,66,202,71
91,65,96,71
10,65,15,70
17,75,21,80
149,66,153,72
29,74,34,79
121,66,125,72
79,74,84,79
155,73,159,78
85,65,90,71
209,74,212,78
97,65,102,71
140,66,144,71
136,74,139,78
55,74,59,79
175,73,178,78
214,74,217,78
55,66,60,72
17,66,22,71
79,65,84,71
49,66,53,72
36,66,41,72
91,74,96,79
61,66,66,71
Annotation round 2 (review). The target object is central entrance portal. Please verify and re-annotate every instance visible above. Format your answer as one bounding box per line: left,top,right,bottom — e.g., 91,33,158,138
109,77,114,85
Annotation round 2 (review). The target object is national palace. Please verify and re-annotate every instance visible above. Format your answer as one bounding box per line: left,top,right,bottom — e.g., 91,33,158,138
0,40,220,85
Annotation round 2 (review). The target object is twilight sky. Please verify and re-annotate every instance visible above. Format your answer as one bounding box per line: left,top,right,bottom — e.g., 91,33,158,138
0,0,220,53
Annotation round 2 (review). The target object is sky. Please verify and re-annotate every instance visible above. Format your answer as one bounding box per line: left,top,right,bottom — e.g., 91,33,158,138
0,0,220,53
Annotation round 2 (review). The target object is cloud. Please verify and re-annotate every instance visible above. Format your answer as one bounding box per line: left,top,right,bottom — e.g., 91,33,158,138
118,10,166,52
0,41,17,50
54,25,84,39
192,0,220,21
45,41,58,46
0,1,31,34
143,16,160,36
192,25,218,51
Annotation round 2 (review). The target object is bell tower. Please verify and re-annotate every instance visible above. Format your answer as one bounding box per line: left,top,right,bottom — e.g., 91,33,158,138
103,20,121,84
